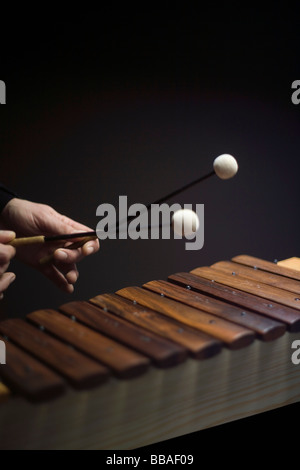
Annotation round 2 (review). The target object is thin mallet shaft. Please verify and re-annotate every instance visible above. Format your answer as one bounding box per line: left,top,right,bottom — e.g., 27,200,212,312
9,225,166,247
9,231,97,247
44,231,97,242
150,170,215,207
114,170,215,230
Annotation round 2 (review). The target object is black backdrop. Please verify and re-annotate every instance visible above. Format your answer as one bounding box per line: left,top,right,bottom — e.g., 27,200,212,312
0,7,300,450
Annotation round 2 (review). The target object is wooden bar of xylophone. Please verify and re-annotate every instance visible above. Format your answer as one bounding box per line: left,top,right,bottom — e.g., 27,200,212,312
0,254,300,449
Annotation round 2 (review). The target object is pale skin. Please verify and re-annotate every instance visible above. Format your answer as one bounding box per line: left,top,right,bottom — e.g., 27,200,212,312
0,198,99,296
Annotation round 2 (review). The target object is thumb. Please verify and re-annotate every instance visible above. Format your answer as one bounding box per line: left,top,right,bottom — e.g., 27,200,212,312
0,230,16,243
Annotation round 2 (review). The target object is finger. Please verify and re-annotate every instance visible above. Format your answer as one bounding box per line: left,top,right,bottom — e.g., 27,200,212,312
0,245,16,275
40,263,74,294
65,267,79,285
43,209,94,237
81,239,100,256
0,272,16,295
0,231,16,244
56,214,94,234
52,260,79,285
54,239,99,264
0,260,11,276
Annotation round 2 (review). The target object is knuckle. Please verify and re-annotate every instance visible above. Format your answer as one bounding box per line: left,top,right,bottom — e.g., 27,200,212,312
0,246,15,263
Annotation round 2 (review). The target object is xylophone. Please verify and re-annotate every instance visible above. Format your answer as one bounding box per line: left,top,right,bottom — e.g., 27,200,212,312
0,254,300,449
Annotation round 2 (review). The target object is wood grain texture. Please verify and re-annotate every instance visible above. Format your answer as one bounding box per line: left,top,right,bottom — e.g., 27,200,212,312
0,254,299,449
232,255,300,281
0,319,109,389
9,235,45,247
116,286,255,349
28,309,150,379
144,280,285,341
59,300,185,368
191,266,300,310
90,293,221,359
0,336,65,401
0,331,299,449
213,260,300,294
169,272,300,332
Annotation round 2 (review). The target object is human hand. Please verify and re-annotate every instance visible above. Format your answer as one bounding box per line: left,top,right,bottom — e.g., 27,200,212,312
0,231,16,299
0,198,99,293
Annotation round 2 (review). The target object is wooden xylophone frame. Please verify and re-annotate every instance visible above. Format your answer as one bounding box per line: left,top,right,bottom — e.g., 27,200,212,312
0,254,300,449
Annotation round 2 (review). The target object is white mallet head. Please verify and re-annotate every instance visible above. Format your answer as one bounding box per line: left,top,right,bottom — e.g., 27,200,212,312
172,209,199,237
213,154,238,180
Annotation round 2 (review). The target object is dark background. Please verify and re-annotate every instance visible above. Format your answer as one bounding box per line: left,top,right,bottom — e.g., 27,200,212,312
0,7,299,449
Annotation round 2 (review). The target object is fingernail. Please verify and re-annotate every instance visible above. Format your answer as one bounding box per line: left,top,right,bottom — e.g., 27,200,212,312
56,250,68,260
9,274,16,284
86,246,94,255
0,230,15,237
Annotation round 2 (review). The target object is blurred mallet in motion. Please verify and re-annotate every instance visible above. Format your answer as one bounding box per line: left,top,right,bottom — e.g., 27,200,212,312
114,153,238,231
7,154,238,261
172,209,200,237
